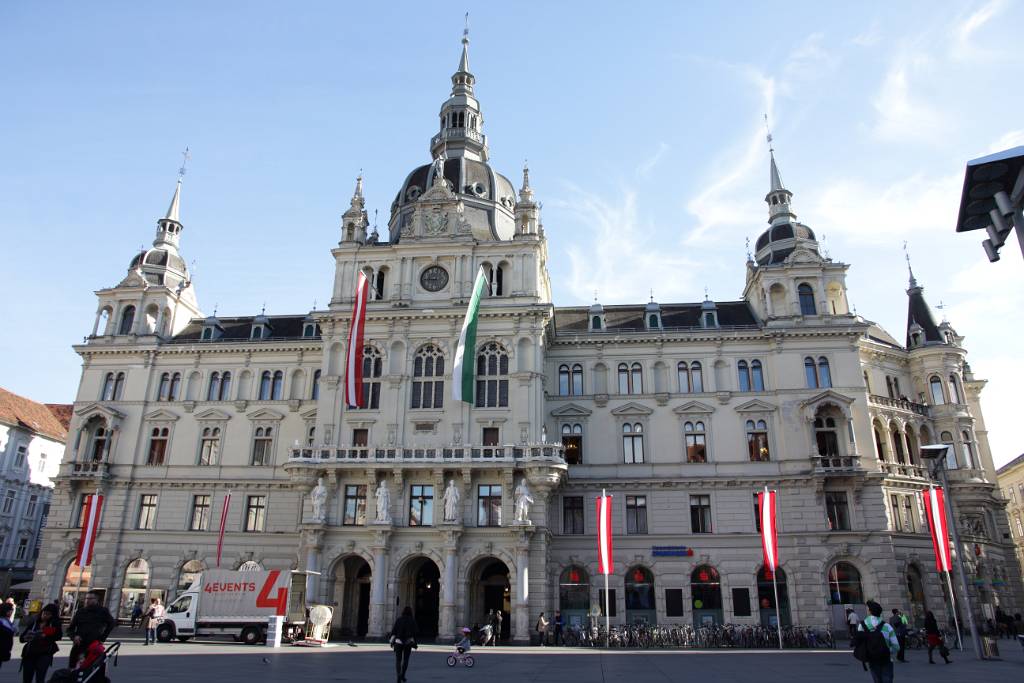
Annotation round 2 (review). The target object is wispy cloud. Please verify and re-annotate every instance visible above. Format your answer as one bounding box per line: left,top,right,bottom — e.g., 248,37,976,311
990,129,1024,152
636,142,670,179
870,54,948,142
851,20,881,47
954,0,1006,56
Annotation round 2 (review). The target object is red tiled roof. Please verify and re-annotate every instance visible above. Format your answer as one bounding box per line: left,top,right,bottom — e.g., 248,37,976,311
45,403,74,431
0,387,69,442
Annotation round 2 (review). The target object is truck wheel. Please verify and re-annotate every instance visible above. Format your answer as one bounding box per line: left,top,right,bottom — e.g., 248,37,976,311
156,624,174,643
241,626,261,645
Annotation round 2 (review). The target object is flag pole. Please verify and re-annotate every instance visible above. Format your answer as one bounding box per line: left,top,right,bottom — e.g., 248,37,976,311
944,570,963,651
772,569,782,649
602,488,609,646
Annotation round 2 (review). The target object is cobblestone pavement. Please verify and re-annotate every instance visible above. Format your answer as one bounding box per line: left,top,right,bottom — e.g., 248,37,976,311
28,629,1024,682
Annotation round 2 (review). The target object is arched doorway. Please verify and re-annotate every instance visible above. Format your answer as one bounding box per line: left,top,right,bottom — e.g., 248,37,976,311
400,557,440,640
61,560,98,617
905,565,927,627
757,566,791,627
691,565,723,626
332,556,371,639
827,561,865,632
558,566,591,628
121,558,162,619
468,558,511,641
625,566,656,625
177,560,204,593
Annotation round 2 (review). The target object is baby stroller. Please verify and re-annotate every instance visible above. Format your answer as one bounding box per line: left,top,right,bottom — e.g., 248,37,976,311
447,628,475,668
48,641,121,683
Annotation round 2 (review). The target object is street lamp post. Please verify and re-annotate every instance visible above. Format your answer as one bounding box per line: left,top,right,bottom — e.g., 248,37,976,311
920,444,983,659
954,146,1024,262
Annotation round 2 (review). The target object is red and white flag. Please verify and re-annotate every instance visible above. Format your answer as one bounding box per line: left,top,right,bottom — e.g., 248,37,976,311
344,271,370,408
216,491,232,568
76,493,103,567
596,493,613,575
923,486,952,572
758,487,779,571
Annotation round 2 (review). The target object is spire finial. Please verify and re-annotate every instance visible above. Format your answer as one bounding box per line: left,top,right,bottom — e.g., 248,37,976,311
312,299,317,311
936,300,948,323
763,114,774,153
458,13,470,73
903,241,917,287
178,146,191,180
213,303,218,317
745,236,752,261
704,285,710,301
260,302,266,315
593,290,598,303
522,159,531,190
650,289,654,303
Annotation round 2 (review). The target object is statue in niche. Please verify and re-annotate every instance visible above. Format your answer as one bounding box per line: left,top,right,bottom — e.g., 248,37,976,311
375,480,392,524
514,478,534,523
309,476,328,523
442,479,461,523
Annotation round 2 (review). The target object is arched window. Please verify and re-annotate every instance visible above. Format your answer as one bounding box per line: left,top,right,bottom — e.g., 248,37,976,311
827,562,864,604
948,375,962,404
747,419,770,461
873,425,887,461
863,371,871,393
940,431,957,470
97,308,110,335
684,421,707,463
178,560,204,592
219,371,231,400
814,411,840,457
625,566,656,619
592,316,602,330
751,360,765,391
690,361,703,392
558,365,570,396
207,372,221,401
559,566,591,615
271,371,283,400
113,372,125,399
311,369,321,400
90,424,109,462
691,565,723,624
101,373,115,401
201,327,213,340
617,364,629,394
486,264,504,297
118,306,136,335
571,364,583,395
251,427,273,465
158,373,170,401
238,560,262,571
817,358,831,388
199,427,220,465
357,347,382,409
929,376,945,405
561,424,583,464
121,558,150,619
891,425,906,463
885,376,894,398
259,371,272,400
623,423,644,463
411,345,444,409
961,430,976,469
475,343,509,408
648,314,658,329
168,372,181,401
678,362,691,393
738,361,751,392
147,426,169,465
757,566,790,626
804,357,818,388
374,269,386,301
630,363,643,393
798,283,816,316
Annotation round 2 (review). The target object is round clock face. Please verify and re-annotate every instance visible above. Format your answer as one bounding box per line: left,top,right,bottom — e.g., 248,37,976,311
420,265,449,292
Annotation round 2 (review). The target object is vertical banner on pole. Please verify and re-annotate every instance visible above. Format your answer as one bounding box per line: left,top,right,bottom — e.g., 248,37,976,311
73,492,103,617
923,485,963,650
216,491,232,568
597,491,613,645
758,487,783,649
344,271,370,408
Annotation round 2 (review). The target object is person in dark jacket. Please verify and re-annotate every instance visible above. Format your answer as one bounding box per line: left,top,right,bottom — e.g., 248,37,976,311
0,603,15,669
923,611,951,664
889,609,908,662
66,591,114,669
389,606,418,683
19,603,62,683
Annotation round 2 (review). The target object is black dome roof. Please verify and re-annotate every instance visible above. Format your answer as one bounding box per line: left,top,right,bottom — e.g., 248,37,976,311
393,157,515,209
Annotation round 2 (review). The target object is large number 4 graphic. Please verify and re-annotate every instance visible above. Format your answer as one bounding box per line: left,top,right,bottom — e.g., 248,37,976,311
256,570,288,616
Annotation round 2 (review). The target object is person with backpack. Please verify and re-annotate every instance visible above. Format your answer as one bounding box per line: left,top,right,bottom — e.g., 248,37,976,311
853,600,899,683
923,611,951,664
888,608,909,663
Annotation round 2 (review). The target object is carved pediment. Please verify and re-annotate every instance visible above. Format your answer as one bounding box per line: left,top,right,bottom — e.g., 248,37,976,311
800,389,855,410
610,402,654,416
194,408,233,422
300,407,318,420
550,403,593,418
115,269,149,289
672,400,715,415
786,248,822,264
735,399,777,413
143,408,180,422
74,403,126,422
245,407,285,421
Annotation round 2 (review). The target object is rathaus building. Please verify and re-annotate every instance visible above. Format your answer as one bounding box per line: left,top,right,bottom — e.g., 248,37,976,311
34,35,1022,641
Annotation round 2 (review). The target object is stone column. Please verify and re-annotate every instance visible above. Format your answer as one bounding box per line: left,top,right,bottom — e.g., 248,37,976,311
512,529,533,643
302,528,324,602
368,529,391,638
439,530,461,641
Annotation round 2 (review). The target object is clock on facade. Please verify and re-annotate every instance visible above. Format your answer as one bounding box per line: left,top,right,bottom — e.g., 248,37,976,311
420,265,449,292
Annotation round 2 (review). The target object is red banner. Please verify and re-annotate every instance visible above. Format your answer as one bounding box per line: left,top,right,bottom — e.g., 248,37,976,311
923,486,952,572
758,488,779,571
216,492,232,568
344,271,369,408
75,494,103,567
596,494,613,575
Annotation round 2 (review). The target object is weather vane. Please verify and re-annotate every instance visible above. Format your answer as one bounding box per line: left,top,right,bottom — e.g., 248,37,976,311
464,12,469,39
763,114,774,152
179,146,191,179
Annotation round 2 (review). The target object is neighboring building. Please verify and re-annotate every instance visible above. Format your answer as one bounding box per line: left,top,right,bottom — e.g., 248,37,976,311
997,454,1024,605
0,388,69,595
31,33,1022,641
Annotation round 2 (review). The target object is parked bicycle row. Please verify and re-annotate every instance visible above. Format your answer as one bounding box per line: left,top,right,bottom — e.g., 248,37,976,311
540,622,836,649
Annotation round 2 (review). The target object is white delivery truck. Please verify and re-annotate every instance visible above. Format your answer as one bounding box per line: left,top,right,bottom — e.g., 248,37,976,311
158,569,309,645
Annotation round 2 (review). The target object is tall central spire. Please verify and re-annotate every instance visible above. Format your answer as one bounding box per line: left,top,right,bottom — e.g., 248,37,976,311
430,20,488,162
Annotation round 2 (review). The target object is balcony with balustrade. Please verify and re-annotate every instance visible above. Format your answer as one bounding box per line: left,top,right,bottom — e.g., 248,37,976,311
868,394,931,417
285,442,565,471
60,461,112,481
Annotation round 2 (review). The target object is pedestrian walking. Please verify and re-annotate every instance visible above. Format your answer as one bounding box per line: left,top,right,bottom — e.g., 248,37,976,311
535,612,549,646
67,590,115,669
143,597,164,645
554,611,564,646
130,603,142,630
888,609,908,662
0,603,15,670
18,603,62,683
847,608,861,640
389,606,418,683
493,610,503,645
923,611,951,664
853,600,899,683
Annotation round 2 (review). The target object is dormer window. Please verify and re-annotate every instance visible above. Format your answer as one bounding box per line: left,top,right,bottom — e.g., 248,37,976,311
702,311,717,328
648,314,660,329
591,316,602,331
303,323,318,338
251,325,263,339
202,327,213,340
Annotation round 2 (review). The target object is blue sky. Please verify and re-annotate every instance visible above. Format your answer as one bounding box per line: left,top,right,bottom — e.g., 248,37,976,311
2,1,1022,466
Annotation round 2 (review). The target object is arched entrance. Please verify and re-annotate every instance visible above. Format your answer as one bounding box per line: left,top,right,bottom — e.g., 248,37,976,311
905,565,927,627
332,556,371,639
625,566,656,625
121,558,162,619
61,560,99,617
399,557,440,640
691,565,723,626
468,558,511,641
757,566,791,627
177,560,204,594
827,561,865,632
558,566,591,628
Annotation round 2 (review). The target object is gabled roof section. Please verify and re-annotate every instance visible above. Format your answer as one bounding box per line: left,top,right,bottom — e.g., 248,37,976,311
0,387,70,441
553,301,758,335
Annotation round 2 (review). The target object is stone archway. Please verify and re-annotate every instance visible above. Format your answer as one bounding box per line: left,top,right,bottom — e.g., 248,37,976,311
331,555,371,639
398,556,441,640
467,557,511,641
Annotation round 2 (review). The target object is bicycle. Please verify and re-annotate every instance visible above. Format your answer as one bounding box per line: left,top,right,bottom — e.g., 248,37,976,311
446,651,475,668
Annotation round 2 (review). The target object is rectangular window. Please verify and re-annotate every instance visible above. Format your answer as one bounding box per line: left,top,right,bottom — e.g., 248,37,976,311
890,494,903,532
251,427,274,466
137,494,158,530
15,445,26,468
826,491,851,531
26,495,38,518
244,495,266,532
598,589,617,617
344,485,367,526
409,485,434,526
665,589,684,617
732,588,752,617
562,433,583,465
902,496,915,533
626,495,648,534
146,427,169,466
562,496,584,535
478,485,502,527
74,495,88,528
199,427,221,466
2,490,15,514
190,495,211,531
690,494,712,534
753,493,762,533
16,538,28,560
482,428,499,447
352,429,369,447
622,424,644,464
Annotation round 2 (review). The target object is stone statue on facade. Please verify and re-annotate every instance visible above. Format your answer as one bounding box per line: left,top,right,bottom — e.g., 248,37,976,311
513,478,534,523
442,479,461,523
309,476,328,524
375,480,392,524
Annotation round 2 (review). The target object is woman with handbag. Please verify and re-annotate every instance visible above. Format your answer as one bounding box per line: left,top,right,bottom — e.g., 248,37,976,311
19,603,62,683
924,611,951,664
389,606,418,683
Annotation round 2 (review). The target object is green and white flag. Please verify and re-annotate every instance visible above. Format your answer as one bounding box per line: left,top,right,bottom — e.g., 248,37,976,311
453,266,488,403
